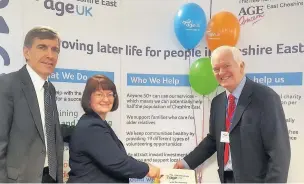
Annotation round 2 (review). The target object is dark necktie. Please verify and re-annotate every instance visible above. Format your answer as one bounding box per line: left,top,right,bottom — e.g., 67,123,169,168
224,94,236,165
43,81,57,180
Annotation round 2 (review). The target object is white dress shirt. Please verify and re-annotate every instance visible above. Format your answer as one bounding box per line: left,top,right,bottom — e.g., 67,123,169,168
26,64,49,167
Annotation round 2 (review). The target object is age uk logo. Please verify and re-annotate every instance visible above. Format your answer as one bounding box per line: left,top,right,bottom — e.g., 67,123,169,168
238,6,265,26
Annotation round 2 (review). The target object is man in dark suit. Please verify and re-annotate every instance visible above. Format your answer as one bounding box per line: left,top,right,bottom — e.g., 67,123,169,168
0,26,63,183
174,46,291,183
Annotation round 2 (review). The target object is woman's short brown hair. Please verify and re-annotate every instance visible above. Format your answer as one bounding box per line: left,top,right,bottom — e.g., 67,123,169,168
81,75,119,113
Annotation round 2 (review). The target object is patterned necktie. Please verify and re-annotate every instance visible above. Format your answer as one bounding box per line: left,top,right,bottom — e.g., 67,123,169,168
224,94,236,165
43,81,57,180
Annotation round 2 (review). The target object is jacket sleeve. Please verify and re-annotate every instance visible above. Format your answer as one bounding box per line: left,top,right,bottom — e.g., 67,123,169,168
261,93,291,183
0,75,13,182
79,122,149,179
184,99,217,169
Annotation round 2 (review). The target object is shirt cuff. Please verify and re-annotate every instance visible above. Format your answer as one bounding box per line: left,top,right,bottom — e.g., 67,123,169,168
181,159,190,169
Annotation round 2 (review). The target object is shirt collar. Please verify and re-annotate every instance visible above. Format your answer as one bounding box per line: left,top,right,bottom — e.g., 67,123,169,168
226,76,246,100
26,64,47,91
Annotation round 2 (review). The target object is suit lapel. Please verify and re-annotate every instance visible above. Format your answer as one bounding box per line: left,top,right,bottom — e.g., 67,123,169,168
90,112,126,152
218,93,227,169
230,79,253,132
106,122,126,152
19,66,45,144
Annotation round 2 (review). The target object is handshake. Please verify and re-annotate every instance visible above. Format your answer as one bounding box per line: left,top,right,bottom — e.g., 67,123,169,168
146,160,185,179
146,163,160,179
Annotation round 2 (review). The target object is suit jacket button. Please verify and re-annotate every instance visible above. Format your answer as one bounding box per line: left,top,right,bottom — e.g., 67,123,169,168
41,150,45,154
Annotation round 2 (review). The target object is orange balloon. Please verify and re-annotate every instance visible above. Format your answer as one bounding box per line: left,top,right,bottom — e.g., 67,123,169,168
206,11,240,51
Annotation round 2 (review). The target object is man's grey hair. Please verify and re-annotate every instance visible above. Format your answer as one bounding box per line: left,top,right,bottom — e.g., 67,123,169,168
211,45,243,64
23,26,61,48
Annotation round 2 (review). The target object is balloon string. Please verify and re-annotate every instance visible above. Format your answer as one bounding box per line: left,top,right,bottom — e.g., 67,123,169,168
197,0,213,183
210,0,213,19
202,96,205,141
188,56,198,146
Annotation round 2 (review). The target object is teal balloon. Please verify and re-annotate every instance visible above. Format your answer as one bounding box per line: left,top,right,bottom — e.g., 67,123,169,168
189,58,218,95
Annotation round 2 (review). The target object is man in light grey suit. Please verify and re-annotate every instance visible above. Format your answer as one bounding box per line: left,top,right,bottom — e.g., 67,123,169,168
174,46,291,183
0,26,63,183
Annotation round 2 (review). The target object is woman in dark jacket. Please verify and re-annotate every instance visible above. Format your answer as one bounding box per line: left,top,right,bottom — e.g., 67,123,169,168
67,75,159,183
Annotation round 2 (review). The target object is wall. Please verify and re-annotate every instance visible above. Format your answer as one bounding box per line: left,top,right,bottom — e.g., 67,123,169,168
0,0,302,182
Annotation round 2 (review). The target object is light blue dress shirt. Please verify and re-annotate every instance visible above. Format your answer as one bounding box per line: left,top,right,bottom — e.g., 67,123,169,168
224,76,246,171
